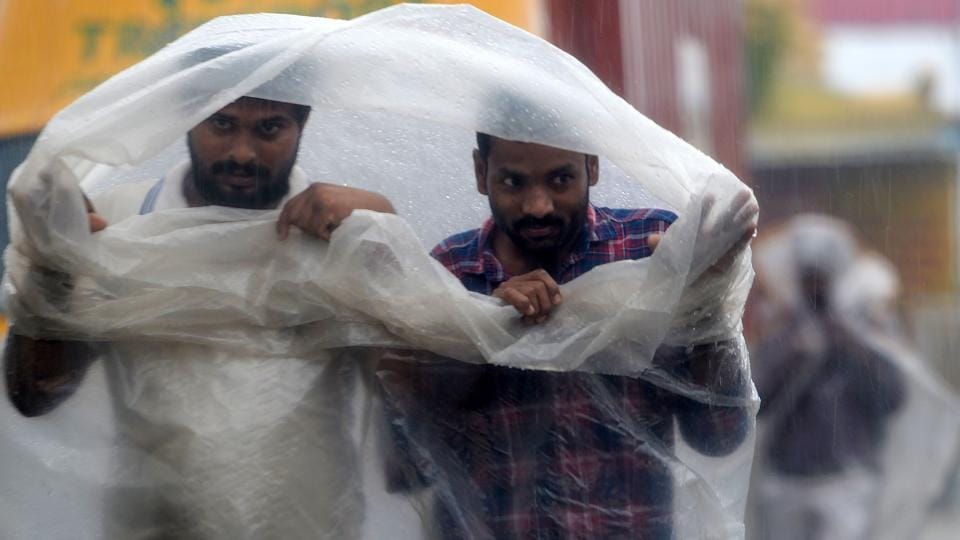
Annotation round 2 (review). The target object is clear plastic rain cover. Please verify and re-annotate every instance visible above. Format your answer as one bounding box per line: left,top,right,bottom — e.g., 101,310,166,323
1,5,758,539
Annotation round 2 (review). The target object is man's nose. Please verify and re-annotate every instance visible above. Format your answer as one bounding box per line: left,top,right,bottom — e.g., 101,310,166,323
228,131,257,164
521,185,554,218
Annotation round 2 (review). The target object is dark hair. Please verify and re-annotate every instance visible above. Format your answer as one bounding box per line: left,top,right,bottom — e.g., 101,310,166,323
290,104,311,126
476,132,493,161
475,131,592,179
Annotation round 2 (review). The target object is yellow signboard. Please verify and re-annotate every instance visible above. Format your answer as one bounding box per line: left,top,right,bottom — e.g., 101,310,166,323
0,0,538,137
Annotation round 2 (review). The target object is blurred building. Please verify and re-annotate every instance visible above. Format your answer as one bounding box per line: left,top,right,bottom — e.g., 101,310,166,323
749,0,960,383
814,0,960,115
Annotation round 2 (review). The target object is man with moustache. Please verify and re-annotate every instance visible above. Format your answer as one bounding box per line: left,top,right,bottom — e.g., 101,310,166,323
3,94,394,537
380,131,755,538
5,95,393,417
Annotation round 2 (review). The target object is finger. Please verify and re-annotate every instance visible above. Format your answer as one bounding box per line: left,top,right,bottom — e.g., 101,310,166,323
529,269,562,305
519,311,547,326
82,193,107,232
717,193,749,224
710,231,755,273
529,281,554,316
510,288,537,316
521,285,543,316
315,215,339,242
329,206,353,227
648,233,661,252
82,193,97,214
731,188,753,209
732,199,759,227
713,190,753,227
699,193,716,221
498,288,536,316
306,206,329,239
88,213,108,233
286,197,316,238
276,196,303,240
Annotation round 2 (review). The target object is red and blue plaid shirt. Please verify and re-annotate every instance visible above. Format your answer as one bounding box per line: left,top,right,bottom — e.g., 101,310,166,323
380,205,749,539
431,205,677,294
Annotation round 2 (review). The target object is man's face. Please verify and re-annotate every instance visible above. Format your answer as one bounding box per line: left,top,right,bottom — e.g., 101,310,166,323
187,97,304,209
800,267,830,315
475,136,598,260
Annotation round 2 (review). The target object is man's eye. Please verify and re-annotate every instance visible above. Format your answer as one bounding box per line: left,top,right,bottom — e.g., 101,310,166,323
551,174,574,186
259,121,282,135
211,117,233,130
503,177,522,188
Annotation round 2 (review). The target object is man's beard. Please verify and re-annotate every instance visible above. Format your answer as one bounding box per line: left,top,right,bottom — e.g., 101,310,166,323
491,194,589,267
187,142,296,210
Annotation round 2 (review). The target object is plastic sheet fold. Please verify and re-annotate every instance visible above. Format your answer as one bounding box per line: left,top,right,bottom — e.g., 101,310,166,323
2,5,758,538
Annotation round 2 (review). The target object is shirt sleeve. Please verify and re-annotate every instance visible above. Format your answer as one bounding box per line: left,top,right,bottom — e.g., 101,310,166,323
654,341,752,457
88,179,156,224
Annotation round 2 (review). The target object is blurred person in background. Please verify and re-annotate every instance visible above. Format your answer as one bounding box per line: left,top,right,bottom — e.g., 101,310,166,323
834,252,960,540
832,252,905,339
748,214,906,540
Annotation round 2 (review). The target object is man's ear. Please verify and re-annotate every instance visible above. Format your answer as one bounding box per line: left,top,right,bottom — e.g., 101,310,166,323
473,149,488,195
586,155,599,186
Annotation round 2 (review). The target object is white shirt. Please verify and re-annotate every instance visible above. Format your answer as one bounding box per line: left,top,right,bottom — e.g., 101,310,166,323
91,160,310,222
86,161,361,538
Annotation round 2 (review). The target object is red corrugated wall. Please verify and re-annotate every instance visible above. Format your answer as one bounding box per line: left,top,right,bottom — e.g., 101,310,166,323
547,0,748,182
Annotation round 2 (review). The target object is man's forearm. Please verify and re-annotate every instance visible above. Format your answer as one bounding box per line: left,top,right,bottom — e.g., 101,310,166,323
4,332,95,417
4,257,98,417
657,340,750,397
656,340,752,457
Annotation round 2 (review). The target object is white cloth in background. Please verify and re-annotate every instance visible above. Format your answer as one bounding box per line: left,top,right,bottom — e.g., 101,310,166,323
756,468,878,540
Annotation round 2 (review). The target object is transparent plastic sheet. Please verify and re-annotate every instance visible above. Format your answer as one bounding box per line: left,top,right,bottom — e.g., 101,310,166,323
1,5,758,539
746,216,960,540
